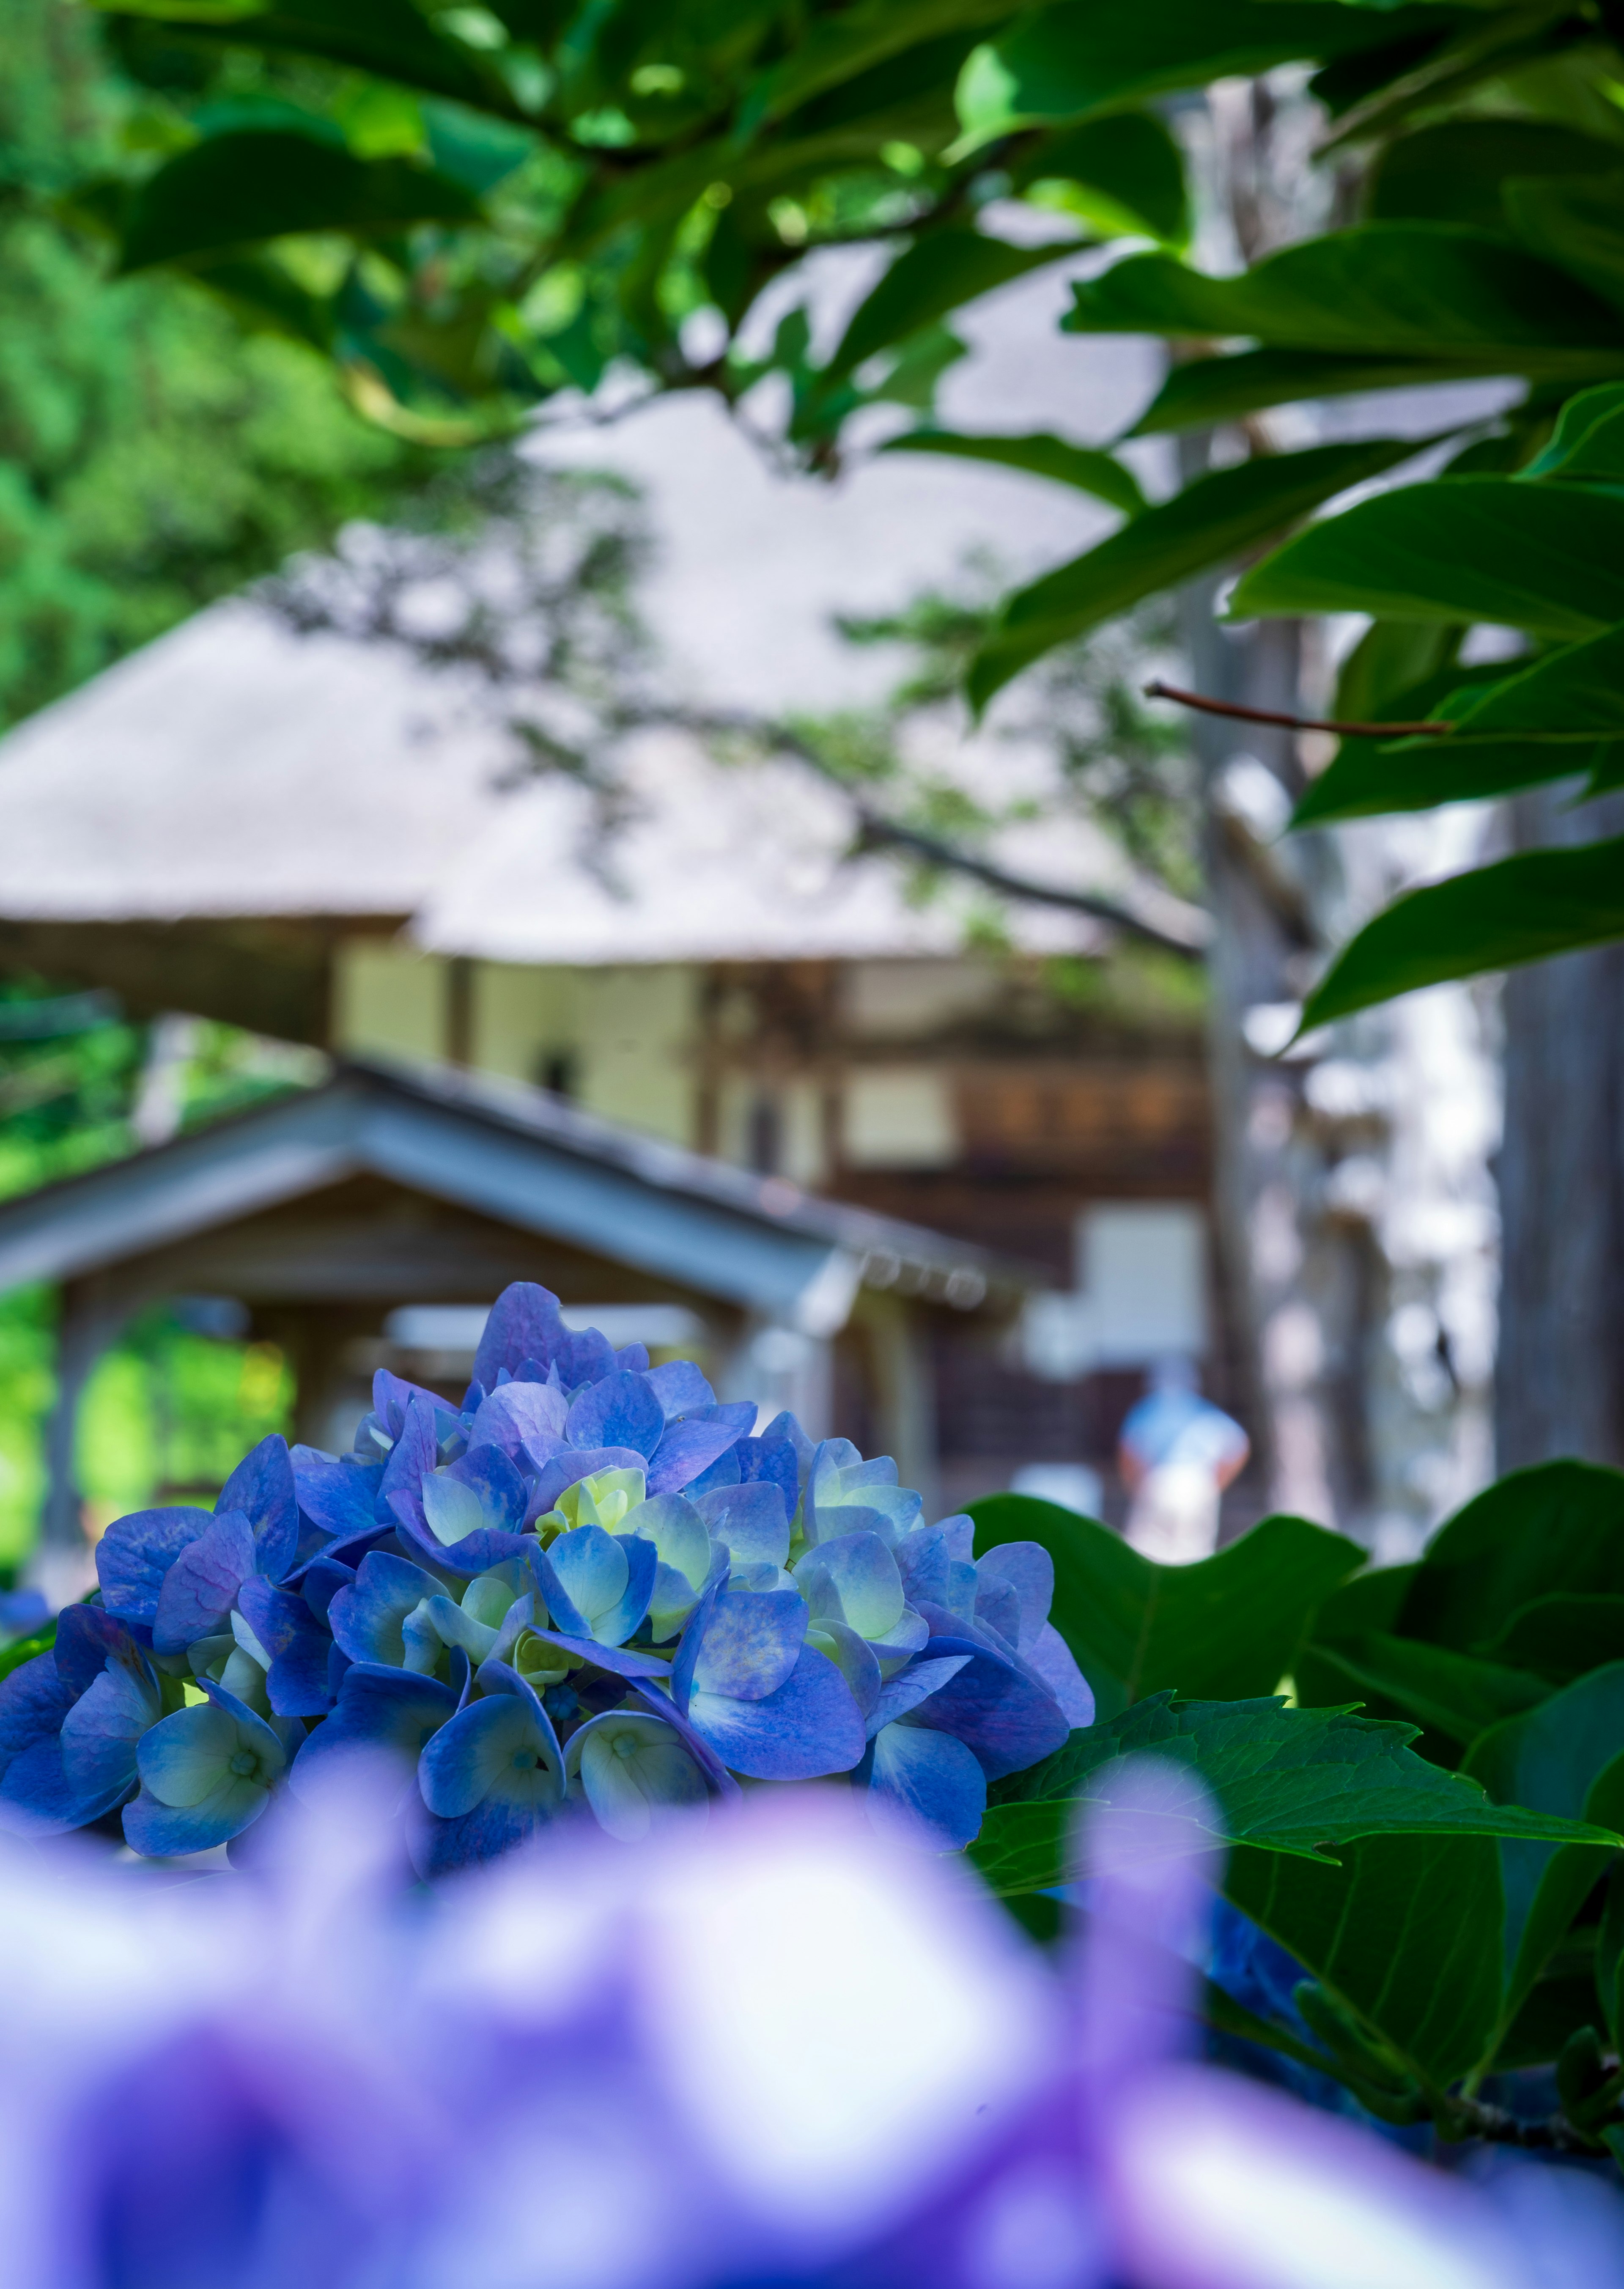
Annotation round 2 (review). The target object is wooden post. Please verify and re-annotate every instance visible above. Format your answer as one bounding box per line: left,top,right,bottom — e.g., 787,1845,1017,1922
32,1275,128,1605
852,1289,940,1519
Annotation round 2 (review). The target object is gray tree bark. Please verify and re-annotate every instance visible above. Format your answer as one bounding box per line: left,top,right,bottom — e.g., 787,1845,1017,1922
1495,786,1624,1468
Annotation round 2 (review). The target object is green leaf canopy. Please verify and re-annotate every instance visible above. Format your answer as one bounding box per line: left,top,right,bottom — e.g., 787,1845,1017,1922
1232,479,1624,637
969,434,1429,705
118,130,482,274
879,427,1147,514
1298,836,1624,1027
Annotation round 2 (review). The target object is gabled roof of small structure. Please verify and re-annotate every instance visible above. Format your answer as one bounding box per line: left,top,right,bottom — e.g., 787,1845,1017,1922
0,1058,1044,1330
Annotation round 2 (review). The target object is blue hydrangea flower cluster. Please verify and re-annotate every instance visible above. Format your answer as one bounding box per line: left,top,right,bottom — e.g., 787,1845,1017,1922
0,1283,1092,1867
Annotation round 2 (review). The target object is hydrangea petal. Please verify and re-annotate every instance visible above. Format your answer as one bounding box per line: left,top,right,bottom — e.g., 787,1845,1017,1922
869,1607,931,1677
693,1481,790,1569
424,1594,499,1664
135,1701,240,1807
410,1790,551,1877
327,1553,442,1668
498,1628,671,1685
289,1663,455,1794
812,1620,882,1722
58,1651,162,1804
472,1282,567,1391
973,1574,1022,1652
123,1771,270,1856
894,1525,950,1610
468,1378,568,1457
416,1680,563,1819
543,1522,627,1623
565,1371,666,1461
686,1645,865,1781
975,1542,1056,1654
53,1604,140,1697
236,1577,336,1717
643,1360,715,1420
217,1434,299,1582
151,1509,257,1656
291,1456,380,1543
646,1410,750,1497
686,1589,806,1705
0,1649,74,1784
794,1531,905,1643
566,1710,708,1841
868,1652,971,1739
299,1555,357,1624
903,1630,1072,1781
625,1682,741,1800
95,1505,213,1629
864,1722,988,1851
620,1493,710,1586
0,1737,110,1835
377,1392,440,1533
1027,1621,1095,1730
529,1448,649,1519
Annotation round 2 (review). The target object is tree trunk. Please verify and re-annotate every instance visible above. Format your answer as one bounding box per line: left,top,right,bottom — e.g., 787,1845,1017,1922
1495,787,1624,1468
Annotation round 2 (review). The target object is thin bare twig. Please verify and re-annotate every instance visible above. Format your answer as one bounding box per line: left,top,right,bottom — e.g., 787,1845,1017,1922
1144,679,1454,741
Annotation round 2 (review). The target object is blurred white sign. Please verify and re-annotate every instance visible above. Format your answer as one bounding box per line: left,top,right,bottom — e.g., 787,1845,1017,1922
1022,1203,1209,1381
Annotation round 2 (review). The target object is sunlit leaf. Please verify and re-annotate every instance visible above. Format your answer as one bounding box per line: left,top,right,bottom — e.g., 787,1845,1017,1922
880,428,1147,515
1232,479,1624,639
1298,836,1624,1026
970,435,1427,706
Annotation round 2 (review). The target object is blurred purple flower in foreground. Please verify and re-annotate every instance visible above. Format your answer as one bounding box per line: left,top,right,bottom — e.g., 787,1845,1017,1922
0,1757,1613,2289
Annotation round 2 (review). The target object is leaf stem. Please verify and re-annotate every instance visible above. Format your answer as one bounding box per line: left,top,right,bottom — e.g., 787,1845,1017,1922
1143,679,1456,741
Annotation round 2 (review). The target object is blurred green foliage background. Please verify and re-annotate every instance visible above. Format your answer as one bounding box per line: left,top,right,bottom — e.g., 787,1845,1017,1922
0,0,456,1561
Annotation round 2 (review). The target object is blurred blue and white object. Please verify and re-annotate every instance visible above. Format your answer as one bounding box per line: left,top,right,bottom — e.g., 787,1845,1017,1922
0,1758,1610,2289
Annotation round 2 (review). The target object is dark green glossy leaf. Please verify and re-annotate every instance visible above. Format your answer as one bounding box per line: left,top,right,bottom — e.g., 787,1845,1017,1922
1494,1969,1602,2071
825,228,1081,383
103,0,507,114
969,435,1428,706
1598,1863,1624,2048
956,0,1465,135
1438,626,1624,742
1521,379,1624,481
969,1692,1616,1896
1479,1593,1624,1684
1332,616,1464,723
879,427,1146,514
1463,1665,1624,2028
1065,225,1624,365
118,131,481,274
1292,732,1607,824
1232,479,1624,639
1295,1629,1550,1749
1290,642,1602,824
182,254,337,351
1369,119,1624,232
743,0,1020,132
1127,346,1533,434
1226,1833,1505,2086
1299,836,1624,1026
1014,111,1189,245
1508,172,1624,316
967,1495,1363,1719
1404,1460,1624,1653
